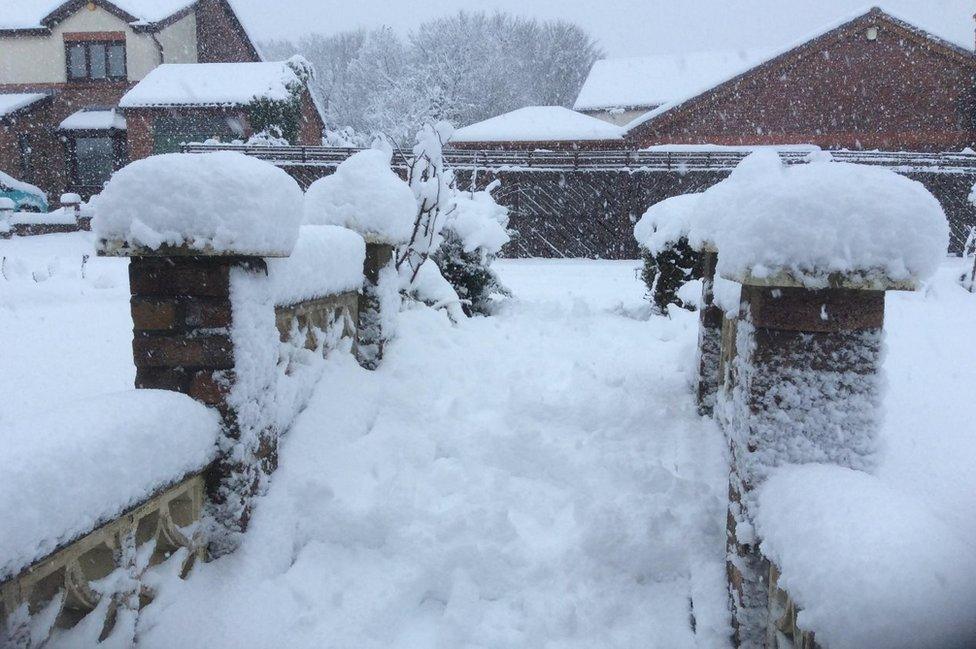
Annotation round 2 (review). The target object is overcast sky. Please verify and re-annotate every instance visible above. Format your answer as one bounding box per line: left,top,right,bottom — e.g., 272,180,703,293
234,0,974,56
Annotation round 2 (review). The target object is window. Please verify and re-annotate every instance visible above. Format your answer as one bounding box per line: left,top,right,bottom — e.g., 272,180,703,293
72,137,117,187
66,41,126,81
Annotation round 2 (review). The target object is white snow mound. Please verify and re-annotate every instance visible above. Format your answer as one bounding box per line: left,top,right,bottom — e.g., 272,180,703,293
268,225,365,306
93,152,303,255
448,186,510,255
633,192,706,254
304,149,416,245
703,151,949,286
756,463,976,649
0,390,219,580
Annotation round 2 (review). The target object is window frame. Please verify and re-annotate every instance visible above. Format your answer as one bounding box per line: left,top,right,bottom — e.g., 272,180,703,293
64,39,127,83
67,132,127,193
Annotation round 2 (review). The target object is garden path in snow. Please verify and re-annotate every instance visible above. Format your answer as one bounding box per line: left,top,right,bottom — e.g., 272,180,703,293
138,260,732,648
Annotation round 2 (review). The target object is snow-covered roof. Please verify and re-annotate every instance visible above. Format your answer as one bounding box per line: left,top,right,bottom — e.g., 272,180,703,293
574,51,767,112
626,6,976,134
451,106,625,143
59,107,127,130
119,62,301,108
0,0,195,30
0,93,48,118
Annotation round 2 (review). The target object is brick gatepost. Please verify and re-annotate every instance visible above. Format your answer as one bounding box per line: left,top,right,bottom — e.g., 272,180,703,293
695,247,722,415
357,241,395,369
721,273,908,647
113,249,276,547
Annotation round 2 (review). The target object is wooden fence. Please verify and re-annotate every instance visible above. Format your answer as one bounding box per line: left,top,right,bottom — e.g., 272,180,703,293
183,144,976,258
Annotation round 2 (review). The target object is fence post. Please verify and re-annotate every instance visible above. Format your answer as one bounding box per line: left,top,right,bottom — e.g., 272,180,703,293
60,193,85,229
357,241,395,369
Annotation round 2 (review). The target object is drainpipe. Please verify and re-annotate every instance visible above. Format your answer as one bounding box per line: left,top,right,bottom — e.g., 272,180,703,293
149,29,165,64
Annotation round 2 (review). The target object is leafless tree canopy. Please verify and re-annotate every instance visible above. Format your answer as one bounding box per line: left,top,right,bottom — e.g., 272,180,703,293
263,11,604,143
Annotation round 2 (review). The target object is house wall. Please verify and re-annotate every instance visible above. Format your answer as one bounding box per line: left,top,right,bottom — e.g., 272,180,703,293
157,14,199,65
0,101,64,199
126,94,324,162
0,7,162,85
298,91,325,144
628,20,976,151
0,1,259,199
195,0,261,63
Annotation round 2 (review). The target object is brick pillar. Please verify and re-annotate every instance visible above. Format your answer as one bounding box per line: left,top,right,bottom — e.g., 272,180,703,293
357,241,395,369
695,248,721,414
129,256,245,405
722,276,895,647
126,254,273,550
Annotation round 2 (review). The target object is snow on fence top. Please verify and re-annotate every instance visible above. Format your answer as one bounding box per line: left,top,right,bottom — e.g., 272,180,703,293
633,192,706,254
94,152,303,256
0,92,47,118
451,106,625,143
268,225,365,306
755,464,976,649
702,151,949,287
119,61,301,108
303,149,416,245
0,390,219,580
573,50,766,112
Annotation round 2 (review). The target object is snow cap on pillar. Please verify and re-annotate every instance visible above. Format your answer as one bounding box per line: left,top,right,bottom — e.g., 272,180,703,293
698,150,948,289
93,152,304,257
303,148,416,245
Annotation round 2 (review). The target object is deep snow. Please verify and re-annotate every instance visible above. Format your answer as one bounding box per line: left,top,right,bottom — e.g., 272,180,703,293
4,237,976,648
136,259,733,649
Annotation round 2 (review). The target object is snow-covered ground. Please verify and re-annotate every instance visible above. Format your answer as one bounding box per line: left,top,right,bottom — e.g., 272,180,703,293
3,234,975,648
0,232,132,425
137,258,733,648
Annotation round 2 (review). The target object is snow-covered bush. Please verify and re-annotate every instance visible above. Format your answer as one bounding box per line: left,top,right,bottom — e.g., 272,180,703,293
245,55,315,144
633,193,705,313
93,152,304,256
433,180,511,315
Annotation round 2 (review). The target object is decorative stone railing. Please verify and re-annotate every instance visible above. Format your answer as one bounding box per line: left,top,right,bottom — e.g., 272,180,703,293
1,475,206,646
765,564,820,649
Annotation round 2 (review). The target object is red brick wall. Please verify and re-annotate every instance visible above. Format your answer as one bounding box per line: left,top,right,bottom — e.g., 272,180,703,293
298,91,324,145
0,82,133,197
629,20,976,151
0,104,62,194
195,0,261,63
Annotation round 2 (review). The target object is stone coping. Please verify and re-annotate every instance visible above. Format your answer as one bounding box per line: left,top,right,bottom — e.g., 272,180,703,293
722,269,917,291
97,240,291,258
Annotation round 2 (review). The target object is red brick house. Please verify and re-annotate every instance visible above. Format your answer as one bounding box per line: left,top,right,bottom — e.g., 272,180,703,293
0,0,267,200
625,7,976,152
